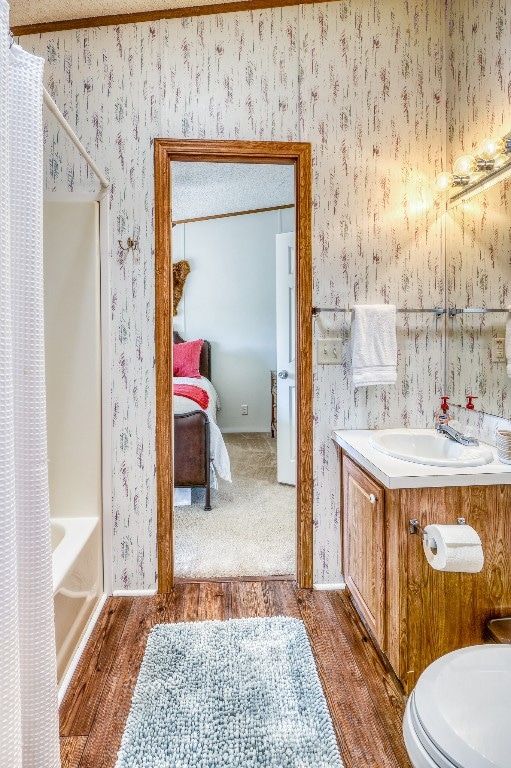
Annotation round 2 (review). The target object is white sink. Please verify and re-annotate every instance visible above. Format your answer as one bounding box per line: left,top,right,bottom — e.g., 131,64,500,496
369,429,494,467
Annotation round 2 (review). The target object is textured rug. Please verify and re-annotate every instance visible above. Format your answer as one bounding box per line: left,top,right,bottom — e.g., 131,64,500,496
115,617,343,768
174,433,296,578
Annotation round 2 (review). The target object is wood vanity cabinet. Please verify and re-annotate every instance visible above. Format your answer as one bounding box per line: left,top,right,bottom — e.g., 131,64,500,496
340,449,511,694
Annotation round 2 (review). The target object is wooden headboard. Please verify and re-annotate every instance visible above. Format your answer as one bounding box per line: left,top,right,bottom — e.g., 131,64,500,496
173,331,211,379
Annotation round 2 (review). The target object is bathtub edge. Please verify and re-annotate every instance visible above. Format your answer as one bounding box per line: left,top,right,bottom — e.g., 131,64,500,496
58,592,108,707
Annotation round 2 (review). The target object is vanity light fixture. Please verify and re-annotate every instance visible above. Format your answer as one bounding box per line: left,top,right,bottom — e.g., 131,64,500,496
435,129,511,201
435,171,470,190
435,171,453,191
476,137,503,162
452,155,475,175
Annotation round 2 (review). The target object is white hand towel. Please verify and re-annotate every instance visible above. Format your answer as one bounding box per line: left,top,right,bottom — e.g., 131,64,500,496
506,306,511,377
351,304,397,386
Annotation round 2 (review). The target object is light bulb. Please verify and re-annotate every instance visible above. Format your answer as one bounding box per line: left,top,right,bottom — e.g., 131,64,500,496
452,155,475,175
477,137,502,160
435,172,452,191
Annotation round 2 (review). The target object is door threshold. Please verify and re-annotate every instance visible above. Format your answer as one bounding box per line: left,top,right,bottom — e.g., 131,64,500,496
174,574,295,584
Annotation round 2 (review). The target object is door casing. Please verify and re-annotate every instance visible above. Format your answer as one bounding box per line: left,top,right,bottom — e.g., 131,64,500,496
154,139,313,591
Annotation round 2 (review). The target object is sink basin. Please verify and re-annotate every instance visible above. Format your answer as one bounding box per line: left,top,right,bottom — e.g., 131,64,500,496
369,429,494,467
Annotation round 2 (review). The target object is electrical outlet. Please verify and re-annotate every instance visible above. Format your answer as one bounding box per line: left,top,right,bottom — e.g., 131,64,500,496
492,338,506,362
241,404,248,415
317,338,343,364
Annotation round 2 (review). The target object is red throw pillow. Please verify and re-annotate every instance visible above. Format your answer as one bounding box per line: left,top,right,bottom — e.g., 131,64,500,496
173,339,204,378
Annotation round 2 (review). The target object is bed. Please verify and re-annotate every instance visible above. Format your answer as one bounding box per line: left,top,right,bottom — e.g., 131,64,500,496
173,331,231,510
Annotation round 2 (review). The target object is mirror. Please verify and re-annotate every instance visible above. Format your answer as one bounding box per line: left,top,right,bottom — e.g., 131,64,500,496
445,177,511,418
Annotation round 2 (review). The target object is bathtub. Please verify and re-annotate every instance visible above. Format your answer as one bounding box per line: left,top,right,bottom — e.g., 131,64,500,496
51,517,103,684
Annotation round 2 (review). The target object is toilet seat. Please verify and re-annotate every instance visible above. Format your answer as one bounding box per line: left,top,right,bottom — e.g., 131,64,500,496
404,693,458,768
405,645,511,768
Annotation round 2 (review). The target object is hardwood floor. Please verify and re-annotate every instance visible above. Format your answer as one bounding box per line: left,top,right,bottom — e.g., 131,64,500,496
59,582,411,768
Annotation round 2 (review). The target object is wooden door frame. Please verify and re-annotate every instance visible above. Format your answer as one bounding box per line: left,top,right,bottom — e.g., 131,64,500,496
154,139,313,592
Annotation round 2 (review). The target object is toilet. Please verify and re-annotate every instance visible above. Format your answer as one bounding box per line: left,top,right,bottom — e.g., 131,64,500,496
403,645,511,768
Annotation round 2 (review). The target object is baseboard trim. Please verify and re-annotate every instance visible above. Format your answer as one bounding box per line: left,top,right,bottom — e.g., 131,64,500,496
313,582,346,591
220,428,273,434
113,580,342,591
58,593,108,706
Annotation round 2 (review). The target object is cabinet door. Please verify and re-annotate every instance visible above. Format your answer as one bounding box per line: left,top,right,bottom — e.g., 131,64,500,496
342,455,386,646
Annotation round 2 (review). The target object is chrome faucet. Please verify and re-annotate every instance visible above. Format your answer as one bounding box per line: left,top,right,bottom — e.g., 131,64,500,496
436,423,479,446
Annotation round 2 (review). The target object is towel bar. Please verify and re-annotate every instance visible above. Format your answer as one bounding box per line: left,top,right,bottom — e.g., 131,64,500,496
448,307,508,318
312,307,446,316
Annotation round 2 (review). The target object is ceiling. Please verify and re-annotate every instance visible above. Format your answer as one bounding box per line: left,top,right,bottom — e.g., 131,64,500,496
171,162,295,222
9,0,237,27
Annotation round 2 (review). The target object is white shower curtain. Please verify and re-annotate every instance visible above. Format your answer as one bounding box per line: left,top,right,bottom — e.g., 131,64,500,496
0,2,61,766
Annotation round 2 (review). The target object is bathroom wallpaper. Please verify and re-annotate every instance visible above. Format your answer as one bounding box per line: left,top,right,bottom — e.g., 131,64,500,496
24,0,447,589
446,0,511,429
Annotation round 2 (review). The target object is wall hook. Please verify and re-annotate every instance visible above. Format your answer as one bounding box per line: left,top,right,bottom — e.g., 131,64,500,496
118,237,138,252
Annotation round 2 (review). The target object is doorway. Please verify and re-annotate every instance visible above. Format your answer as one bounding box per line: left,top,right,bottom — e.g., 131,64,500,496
155,140,312,591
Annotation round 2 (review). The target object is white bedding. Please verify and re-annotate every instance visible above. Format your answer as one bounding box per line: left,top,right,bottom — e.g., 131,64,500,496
173,376,231,482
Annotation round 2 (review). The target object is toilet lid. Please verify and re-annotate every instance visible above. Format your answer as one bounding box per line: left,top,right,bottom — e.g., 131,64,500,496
414,645,511,768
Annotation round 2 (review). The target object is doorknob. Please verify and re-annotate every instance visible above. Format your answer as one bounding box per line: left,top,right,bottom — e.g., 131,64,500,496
278,370,288,379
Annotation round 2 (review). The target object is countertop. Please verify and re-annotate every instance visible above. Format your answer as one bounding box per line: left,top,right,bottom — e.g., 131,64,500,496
332,429,511,489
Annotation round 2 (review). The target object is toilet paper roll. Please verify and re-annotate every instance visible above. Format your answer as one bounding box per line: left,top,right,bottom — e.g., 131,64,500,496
422,524,484,573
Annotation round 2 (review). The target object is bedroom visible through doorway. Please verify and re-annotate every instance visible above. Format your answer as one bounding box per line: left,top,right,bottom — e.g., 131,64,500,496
170,180,296,579
154,139,313,591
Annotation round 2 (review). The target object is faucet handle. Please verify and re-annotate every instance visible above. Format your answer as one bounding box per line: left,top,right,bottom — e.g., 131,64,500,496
466,395,477,410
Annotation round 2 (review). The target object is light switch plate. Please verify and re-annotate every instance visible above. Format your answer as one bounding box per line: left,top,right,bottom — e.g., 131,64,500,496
492,338,506,362
317,338,343,364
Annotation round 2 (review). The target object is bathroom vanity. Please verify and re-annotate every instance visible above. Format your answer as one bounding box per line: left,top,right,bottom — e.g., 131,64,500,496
333,429,511,694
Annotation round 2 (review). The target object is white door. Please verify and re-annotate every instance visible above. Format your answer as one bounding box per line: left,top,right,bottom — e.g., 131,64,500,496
275,232,296,486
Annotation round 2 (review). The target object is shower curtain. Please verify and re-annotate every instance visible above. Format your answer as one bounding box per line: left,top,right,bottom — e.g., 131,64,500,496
0,2,61,766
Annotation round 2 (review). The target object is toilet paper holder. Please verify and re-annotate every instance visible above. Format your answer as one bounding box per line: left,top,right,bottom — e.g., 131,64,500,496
409,517,466,551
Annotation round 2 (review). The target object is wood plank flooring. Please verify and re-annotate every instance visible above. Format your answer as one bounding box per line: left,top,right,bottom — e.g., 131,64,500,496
59,582,411,768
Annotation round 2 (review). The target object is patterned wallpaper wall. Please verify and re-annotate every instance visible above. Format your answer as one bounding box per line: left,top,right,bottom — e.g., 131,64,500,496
24,0,447,589
446,0,511,429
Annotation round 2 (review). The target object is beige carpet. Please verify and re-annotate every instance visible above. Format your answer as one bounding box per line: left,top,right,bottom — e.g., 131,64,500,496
174,433,296,578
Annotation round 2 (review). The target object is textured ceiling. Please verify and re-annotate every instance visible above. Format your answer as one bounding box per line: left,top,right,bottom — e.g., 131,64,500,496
9,0,239,26
171,162,295,222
